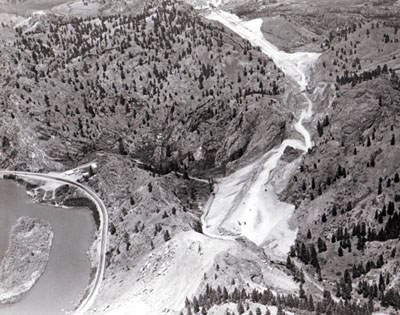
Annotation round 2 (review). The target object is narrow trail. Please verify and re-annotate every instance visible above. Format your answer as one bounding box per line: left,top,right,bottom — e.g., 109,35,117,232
201,9,321,259
0,170,108,315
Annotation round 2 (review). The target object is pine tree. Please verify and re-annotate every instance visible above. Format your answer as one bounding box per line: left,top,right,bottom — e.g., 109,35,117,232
300,243,310,264
317,121,323,137
379,273,385,292
299,284,306,298
378,182,382,195
341,270,352,300
382,205,387,216
376,254,384,268
286,256,293,270
344,269,352,288
223,287,229,301
308,294,315,311
367,136,371,147
323,115,330,127
237,302,245,314
317,237,327,253
300,269,305,284
332,205,337,216
368,296,374,313
163,230,171,242
336,281,341,298
192,297,200,313
310,245,320,270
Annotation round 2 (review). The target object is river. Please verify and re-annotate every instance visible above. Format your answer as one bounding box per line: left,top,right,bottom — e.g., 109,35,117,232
0,179,95,315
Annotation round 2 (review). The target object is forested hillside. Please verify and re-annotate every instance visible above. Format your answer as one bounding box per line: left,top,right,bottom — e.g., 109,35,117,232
279,10,400,315
0,1,288,177
1,0,399,314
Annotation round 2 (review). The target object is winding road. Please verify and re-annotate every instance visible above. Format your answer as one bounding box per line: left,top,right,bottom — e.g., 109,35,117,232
0,170,108,315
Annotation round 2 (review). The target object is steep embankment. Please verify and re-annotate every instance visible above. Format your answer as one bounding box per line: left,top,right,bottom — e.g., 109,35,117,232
85,6,321,315
0,3,311,314
202,9,320,260
3,0,380,314
278,11,400,313
206,10,320,90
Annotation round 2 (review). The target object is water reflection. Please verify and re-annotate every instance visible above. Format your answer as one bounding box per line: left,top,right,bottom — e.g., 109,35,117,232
0,180,94,315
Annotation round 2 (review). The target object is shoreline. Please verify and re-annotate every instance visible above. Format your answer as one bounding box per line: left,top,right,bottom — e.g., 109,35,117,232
0,171,108,315
3,174,100,228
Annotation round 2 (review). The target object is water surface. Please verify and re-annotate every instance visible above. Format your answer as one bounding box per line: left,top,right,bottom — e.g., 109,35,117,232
0,179,94,315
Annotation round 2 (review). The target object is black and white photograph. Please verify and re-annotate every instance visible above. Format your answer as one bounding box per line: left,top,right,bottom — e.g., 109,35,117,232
0,0,399,314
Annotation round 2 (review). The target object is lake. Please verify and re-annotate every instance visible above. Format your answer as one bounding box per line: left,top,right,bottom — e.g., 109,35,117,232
0,179,95,315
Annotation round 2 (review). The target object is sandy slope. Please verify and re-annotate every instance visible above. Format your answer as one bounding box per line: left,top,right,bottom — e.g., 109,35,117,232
88,8,320,315
92,231,233,315
206,10,320,91
201,9,319,260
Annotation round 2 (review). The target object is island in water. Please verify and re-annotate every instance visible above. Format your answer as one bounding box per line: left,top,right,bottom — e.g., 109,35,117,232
0,216,53,304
